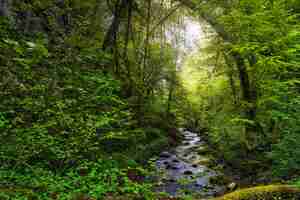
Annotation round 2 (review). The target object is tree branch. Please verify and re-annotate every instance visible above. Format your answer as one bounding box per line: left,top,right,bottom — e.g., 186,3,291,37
175,0,233,42
148,3,182,36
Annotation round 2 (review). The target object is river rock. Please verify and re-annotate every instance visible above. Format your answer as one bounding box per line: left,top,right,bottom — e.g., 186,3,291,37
183,170,193,175
178,128,185,132
170,164,180,170
195,182,203,187
183,153,190,157
227,182,238,191
168,178,176,183
192,157,213,166
160,152,172,158
195,181,207,188
165,164,172,169
163,161,169,165
187,154,198,161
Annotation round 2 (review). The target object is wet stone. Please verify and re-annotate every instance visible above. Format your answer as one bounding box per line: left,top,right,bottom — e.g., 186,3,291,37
227,182,237,191
183,170,193,175
168,178,176,183
166,164,172,169
184,153,189,157
160,152,172,158
195,182,204,187
170,165,180,170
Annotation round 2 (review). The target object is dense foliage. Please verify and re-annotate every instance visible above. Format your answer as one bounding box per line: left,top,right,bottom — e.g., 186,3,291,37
179,0,300,178
0,1,179,198
0,160,154,200
0,0,300,199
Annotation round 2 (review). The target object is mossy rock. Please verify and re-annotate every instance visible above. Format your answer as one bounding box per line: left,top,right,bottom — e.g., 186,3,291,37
213,185,300,200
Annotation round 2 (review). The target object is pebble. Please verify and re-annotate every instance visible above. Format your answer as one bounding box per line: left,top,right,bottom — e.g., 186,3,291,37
227,182,237,191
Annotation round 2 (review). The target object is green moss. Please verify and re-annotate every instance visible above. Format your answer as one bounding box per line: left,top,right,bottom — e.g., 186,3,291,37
214,185,300,200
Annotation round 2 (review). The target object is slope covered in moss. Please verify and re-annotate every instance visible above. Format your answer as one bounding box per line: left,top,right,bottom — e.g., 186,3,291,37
214,185,300,200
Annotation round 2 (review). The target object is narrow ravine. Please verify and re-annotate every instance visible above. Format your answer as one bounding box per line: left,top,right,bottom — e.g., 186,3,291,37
154,129,226,198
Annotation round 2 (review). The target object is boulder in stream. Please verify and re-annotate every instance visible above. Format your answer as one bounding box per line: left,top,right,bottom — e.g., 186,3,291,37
183,170,193,175
192,164,198,168
226,182,237,191
170,165,180,170
160,152,172,158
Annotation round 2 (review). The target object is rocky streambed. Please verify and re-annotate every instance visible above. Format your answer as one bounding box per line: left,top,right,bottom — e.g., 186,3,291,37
154,129,227,198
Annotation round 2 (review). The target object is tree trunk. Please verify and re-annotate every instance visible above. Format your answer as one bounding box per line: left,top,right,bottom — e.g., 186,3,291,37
137,0,152,125
233,52,258,151
102,0,128,51
123,0,133,97
0,0,10,17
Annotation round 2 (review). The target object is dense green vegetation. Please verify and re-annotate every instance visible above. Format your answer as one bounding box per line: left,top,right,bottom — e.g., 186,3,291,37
179,0,300,178
0,0,299,199
0,1,178,199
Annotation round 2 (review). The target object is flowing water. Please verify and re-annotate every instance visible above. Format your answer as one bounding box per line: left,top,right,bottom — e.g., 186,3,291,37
155,129,225,197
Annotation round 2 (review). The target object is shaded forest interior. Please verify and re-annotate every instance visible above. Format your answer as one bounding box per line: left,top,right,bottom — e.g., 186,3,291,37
0,0,300,199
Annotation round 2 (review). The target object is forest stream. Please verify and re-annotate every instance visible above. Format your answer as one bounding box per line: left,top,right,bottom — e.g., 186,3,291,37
154,129,226,198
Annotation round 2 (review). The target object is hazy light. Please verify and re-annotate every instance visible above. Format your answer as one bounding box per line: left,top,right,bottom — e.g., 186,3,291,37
184,19,204,51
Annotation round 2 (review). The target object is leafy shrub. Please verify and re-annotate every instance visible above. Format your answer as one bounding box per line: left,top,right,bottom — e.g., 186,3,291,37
0,26,145,169
0,159,155,200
